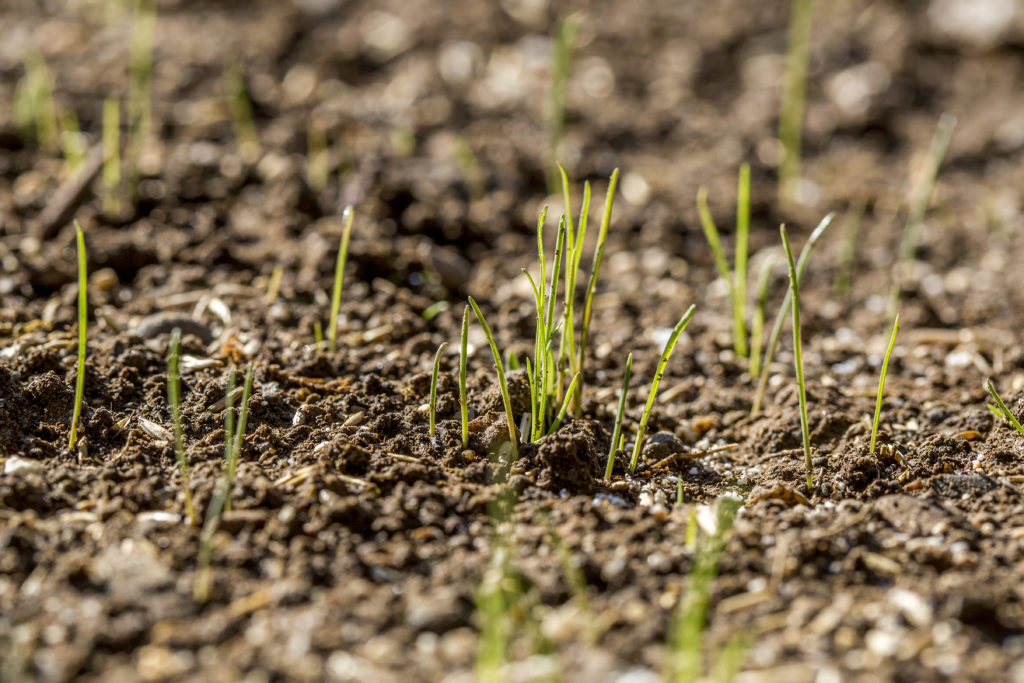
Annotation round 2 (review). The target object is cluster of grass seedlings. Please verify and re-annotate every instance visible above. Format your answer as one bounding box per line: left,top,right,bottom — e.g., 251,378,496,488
986,379,1024,437
869,314,899,454
604,353,633,481
429,342,448,437
889,112,957,316
751,212,834,413
778,0,815,207
69,222,88,452
195,363,254,602
696,163,751,359
666,495,745,682
223,58,261,163
780,226,813,491
327,206,355,353
167,328,197,526
628,305,697,473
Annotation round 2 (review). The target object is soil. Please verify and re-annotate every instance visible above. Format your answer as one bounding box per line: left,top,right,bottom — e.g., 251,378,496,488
3,0,1024,681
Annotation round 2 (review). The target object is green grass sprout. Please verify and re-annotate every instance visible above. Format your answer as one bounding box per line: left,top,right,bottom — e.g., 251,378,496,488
167,328,196,526
696,164,750,359
18,51,60,154
605,352,633,481
307,116,329,192
558,169,590,408
102,98,122,216
224,58,261,163
869,314,900,454
778,0,815,207
430,342,448,437
328,206,355,353
69,222,88,452
629,305,697,473
780,226,812,492
59,109,86,174
749,255,776,379
469,297,519,460
195,363,254,602
986,379,1024,437
890,112,957,316
666,495,743,682
460,305,470,448
752,212,834,413
576,168,620,414
546,372,580,436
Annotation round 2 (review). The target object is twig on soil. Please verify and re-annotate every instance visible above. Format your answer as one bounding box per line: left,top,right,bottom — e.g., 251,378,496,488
652,443,738,470
33,146,104,240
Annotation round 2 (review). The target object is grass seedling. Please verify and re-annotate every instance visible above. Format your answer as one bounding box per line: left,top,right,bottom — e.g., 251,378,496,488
126,0,156,199
460,305,470,449
576,168,620,416
696,163,751,359
167,328,196,526
265,264,284,305
69,222,88,452
328,206,355,353
557,168,590,406
869,314,899,454
604,352,632,481
547,16,577,193
224,58,261,163
833,201,864,298
666,495,743,682
469,297,519,461
986,379,1024,437
752,212,834,413
629,305,697,473
889,113,957,316
16,51,60,154
102,98,122,216
60,110,86,174
546,371,580,436
429,342,448,437
748,255,776,379
780,226,812,492
778,0,815,207
195,364,254,602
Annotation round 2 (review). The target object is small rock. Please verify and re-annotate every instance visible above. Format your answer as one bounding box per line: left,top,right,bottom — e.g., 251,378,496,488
641,432,685,462
4,456,44,475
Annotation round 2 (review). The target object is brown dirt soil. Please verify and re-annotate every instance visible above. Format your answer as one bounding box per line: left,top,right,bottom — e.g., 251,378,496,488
3,0,1024,681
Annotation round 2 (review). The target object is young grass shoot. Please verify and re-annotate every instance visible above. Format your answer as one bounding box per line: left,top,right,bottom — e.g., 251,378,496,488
629,305,696,473
778,0,815,207
460,305,470,449
780,226,812,492
328,206,355,353
986,379,1024,438
752,212,834,413
69,222,88,452
429,342,447,437
869,314,899,454
469,297,519,461
696,163,750,359
167,327,196,526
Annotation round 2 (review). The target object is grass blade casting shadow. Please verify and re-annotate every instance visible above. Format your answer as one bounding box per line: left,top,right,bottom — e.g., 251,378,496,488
986,379,1024,437
629,305,696,473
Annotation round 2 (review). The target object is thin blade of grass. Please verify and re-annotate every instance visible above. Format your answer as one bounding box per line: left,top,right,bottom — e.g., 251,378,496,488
780,226,812,492
69,222,87,451
869,314,900,454
469,297,519,460
460,305,470,448
629,305,697,472
546,372,580,436
752,212,834,413
167,327,196,526
734,163,750,358
986,379,1024,437
328,206,355,353
778,0,815,207
749,255,776,379
430,342,448,437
